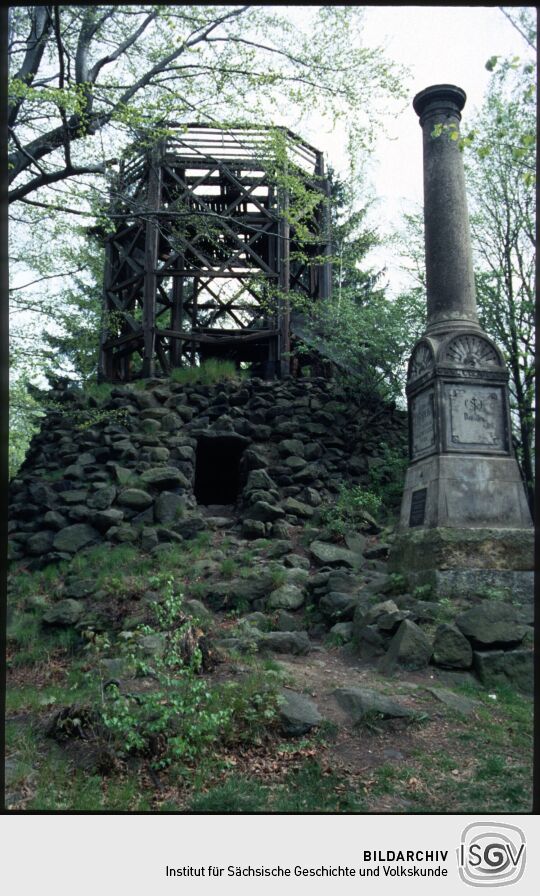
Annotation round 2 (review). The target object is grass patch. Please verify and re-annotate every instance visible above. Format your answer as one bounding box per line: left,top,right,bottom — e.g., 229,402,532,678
170,359,243,386
7,613,79,667
187,759,366,813
189,777,269,813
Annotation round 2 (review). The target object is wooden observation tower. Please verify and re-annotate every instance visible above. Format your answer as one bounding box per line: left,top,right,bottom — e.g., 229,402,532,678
98,124,332,382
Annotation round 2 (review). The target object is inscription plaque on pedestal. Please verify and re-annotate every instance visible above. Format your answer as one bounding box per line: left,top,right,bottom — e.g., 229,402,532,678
411,388,435,459
409,488,427,527
444,384,508,452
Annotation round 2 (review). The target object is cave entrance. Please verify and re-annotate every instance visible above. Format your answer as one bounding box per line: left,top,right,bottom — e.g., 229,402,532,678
194,435,245,505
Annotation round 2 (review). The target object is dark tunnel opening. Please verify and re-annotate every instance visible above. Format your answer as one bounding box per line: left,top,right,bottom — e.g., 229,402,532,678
194,435,245,505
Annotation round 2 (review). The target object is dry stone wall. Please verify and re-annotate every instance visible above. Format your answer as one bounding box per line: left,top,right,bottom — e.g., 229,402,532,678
8,375,407,567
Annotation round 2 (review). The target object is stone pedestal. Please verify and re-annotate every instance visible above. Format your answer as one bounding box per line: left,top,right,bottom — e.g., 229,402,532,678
391,84,533,600
389,527,534,604
401,330,532,531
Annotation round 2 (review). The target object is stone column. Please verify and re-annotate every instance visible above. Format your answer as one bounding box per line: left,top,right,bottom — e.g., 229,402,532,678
413,85,480,335
390,83,533,603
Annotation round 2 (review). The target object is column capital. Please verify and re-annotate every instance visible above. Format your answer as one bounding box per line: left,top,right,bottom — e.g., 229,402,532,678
413,84,466,126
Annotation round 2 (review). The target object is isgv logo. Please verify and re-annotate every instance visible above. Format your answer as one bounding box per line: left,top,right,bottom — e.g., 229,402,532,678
458,822,526,887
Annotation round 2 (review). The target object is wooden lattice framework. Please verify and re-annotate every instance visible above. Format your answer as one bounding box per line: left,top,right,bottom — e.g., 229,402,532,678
98,124,332,382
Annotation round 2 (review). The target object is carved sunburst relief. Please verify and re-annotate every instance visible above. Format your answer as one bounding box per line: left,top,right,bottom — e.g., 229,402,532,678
409,343,434,380
444,334,499,367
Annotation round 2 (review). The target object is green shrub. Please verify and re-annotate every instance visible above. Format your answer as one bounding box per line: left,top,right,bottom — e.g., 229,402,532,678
98,575,280,771
319,484,382,538
100,576,230,770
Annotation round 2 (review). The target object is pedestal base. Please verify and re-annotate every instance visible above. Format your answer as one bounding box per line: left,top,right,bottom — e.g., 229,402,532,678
400,454,532,529
389,527,534,603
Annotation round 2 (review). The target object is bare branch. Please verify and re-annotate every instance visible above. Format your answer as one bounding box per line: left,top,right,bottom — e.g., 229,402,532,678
9,162,112,204
89,11,158,82
499,7,537,51
9,268,86,292
9,5,54,128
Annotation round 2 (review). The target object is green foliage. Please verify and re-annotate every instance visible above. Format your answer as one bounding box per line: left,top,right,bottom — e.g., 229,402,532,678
386,573,408,595
411,584,433,601
92,574,281,771
319,484,381,538
368,443,408,512
98,577,230,770
219,557,237,579
465,43,536,508
9,373,44,478
269,566,288,589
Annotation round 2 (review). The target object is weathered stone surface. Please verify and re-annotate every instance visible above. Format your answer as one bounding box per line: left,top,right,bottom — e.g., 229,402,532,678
247,500,285,523
53,524,100,553
278,439,304,458
245,469,277,492
174,516,205,539
140,418,161,434
378,620,433,674
284,568,309,589
473,648,533,694
276,610,304,632
424,686,480,716
389,528,534,573
407,568,534,604
319,592,358,621
352,623,389,659
333,687,414,722
267,584,305,611
9,376,410,566
26,531,55,556
309,540,360,569
361,600,400,628
282,497,314,518
91,509,125,532
155,526,183,544
282,552,309,569
284,456,307,472
117,488,153,510
88,486,117,510
183,599,214,622
246,489,278,506
202,574,274,610
432,623,473,669
140,466,190,490
43,511,68,530
64,463,85,479
64,578,96,599
344,533,367,555
141,527,159,552
111,465,132,485
242,611,270,630
59,489,89,505
279,690,322,737
148,446,170,463
329,622,353,641
455,601,527,649
242,519,267,539
43,598,84,626
131,507,155,526
154,491,186,524
259,630,310,655
302,487,322,507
